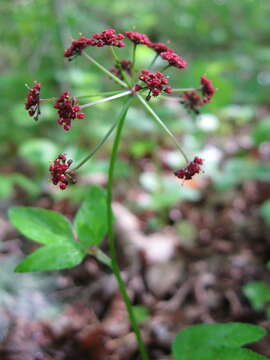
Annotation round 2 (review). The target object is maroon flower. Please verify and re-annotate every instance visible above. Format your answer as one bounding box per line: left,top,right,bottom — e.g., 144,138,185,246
54,92,85,131
181,76,215,114
174,157,203,180
201,76,215,102
25,82,41,121
160,51,187,69
110,59,132,80
135,70,172,101
148,42,171,54
49,153,77,190
181,90,204,114
125,31,151,46
91,29,125,48
64,37,94,61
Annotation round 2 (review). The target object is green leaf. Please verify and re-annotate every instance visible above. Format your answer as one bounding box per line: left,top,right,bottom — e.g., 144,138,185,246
212,347,269,360
15,242,85,272
243,281,270,311
251,117,270,145
74,186,108,247
8,207,74,245
260,200,270,225
172,323,267,360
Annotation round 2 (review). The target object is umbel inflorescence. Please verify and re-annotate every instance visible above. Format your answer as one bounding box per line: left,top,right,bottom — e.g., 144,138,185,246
24,28,214,189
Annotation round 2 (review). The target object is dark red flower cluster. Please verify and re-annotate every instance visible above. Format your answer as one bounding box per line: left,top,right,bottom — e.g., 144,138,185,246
160,50,187,69
174,157,203,180
54,92,85,131
64,37,93,61
91,29,125,48
181,76,215,114
125,31,151,45
201,76,215,100
64,30,125,61
49,153,76,190
110,60,132,80
25,82,41,121
181,91,204,115
135,70,172,101
148,42,171,54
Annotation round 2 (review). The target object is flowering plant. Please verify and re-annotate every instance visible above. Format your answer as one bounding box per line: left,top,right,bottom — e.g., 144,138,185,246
18,29,217,359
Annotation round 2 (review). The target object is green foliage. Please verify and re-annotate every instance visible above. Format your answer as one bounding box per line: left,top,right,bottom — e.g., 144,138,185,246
251,118,270,145
74,186,108,247
8,207,74,245
15,242,85,272
0,174,39,199
172,323,268,360
8,186,109,272
243,281,270,317
214,158,270,191
140,172,201,210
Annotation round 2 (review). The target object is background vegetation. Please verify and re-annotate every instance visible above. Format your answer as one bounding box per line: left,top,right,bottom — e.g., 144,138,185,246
1,0,270,358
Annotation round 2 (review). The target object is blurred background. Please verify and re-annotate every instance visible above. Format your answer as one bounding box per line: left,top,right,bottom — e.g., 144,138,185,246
1,0,270,359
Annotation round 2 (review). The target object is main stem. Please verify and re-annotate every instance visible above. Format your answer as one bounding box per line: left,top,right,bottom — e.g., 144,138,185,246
107,97,149,360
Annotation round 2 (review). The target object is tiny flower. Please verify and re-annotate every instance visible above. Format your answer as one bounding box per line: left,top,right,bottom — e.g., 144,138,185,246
136,70,172,101
180,77,215,114
160,50,187,69
110,59,132,80
125,31,151,46
64,37,94,61
181,90,204,114
174,157,203,180
25,82,41,121
148,42,171,54
54,92,85,131
200,76,215,102
91,29,125,48
49,153,77,190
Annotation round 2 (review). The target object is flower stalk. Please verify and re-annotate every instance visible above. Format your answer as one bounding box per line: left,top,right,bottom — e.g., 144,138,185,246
136,93,189,163
80,90,132,109
82,51,128,88
107,97,149,360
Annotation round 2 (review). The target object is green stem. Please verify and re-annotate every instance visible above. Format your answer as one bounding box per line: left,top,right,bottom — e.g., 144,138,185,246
171,88,197,92
82,51,128,88
80,90,132,109
136,94,189,163
149,53,159,68
77,90,124,98
110,47,132,87
40,90,124,104
89,248,112,269
107,97,149,360
160,64,171,73
72,120,119,171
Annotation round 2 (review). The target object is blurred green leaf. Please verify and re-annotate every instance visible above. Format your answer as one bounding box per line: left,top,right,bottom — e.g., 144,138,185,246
251,118,270,145
19,139,59,169
214,158,270,191
260,200,270,225
243,281,270,311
